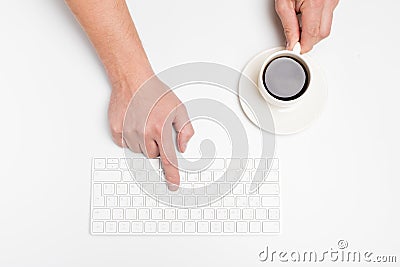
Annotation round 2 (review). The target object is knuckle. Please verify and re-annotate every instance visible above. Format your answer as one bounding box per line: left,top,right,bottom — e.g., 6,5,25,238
320,28,331,38
161,156,172,168
306,25,320,38
310,0,324,9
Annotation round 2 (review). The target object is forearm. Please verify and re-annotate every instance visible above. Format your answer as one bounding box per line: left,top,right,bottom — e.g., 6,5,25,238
65,0,153,88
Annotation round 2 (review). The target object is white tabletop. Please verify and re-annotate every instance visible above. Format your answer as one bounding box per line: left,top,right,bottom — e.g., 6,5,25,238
0,0,399,266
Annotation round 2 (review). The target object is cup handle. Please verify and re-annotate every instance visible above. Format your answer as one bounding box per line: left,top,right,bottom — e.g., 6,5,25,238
293,42,301,55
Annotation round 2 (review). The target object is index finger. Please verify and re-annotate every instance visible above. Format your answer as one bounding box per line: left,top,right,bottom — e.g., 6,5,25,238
158,124,180,191
299,3,324,53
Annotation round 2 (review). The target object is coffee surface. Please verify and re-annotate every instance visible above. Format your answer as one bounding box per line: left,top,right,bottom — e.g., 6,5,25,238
263,56,307,99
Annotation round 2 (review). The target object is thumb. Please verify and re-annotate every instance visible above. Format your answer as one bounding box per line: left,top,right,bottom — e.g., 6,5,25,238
173,105,195,153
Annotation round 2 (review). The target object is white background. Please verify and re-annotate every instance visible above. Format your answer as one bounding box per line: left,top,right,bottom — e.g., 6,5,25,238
0,0,399,266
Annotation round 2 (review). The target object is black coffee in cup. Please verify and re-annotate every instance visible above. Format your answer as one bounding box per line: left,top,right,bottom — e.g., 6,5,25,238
262,56,309,101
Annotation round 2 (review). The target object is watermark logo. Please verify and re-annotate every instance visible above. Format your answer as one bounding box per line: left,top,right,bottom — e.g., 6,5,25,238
122,62,276,207
258,240,397,264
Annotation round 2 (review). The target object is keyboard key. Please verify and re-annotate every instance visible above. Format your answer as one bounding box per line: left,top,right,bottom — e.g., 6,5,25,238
197,222,209,233
119,158,131,169
259,184,279,195
223,196,235,207
103,184,115,195
177,209,189,220
261,196,280,207
164,209,175,220
158,221,170,233
142,183,154,195
92,221,104,233
249,221,261,233
158,196,171,206
122,171,134,181
94,158,106,169
187,172,200,182
249,196,260,207
105,221,117,233
216,209,228,220
180,185,193,195
232,184,244,195
210,199,222,207
93,209,111,220
236,197,248,207
116,184,128,195
132,197,144,206
226,170,241,182
144,222,157,233
256,158,267,170
119,196,130,207
106,196,118,207
155,183,167,195
210,221,222,233
200,171,212,182
206,183,218,195
93,183,102,196
255,208,267,220
131,222,143,233
209,158,225,170
203,209,215,220
171,196,183,206
267,158,279,170
268,208,280,220
107,158,119,169
93,196,105,207
132,159,144,169
197,196,209,206
266,171,279,182
134,171,147,182
112,208,124,220
190,209,202,220
241,158,253,169
129,183,141,195
125,208,136,220
146,158,160,169
193,186,205,195
213,171,225,181
148,171,160,182
184,221,196,233
145,196,157,207
93,170,121,182
236,221,247,233
241,171,252,182
223,221,235,233
229,208,241,220
184,196,196,207
151,208,163,220
171,222,183,233
138,209,150,220
242,208,254,220
262,221,280,233
228,158,242,170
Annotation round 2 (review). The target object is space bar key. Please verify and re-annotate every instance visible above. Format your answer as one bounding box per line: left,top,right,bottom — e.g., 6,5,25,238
93,170,121,181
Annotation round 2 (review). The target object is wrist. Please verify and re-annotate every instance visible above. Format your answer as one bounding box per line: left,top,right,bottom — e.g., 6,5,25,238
107,57,154,95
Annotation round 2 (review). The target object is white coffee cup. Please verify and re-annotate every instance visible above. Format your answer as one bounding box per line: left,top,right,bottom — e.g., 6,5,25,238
258,43,312,108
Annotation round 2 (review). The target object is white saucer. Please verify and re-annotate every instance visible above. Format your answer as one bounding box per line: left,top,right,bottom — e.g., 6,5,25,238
238,47,328,135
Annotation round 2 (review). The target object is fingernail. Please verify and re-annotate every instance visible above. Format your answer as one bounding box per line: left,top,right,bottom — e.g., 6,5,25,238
168,183,179,191
286,41,290,50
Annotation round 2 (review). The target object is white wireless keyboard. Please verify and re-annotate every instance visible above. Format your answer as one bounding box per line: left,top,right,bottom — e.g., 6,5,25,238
90,157,280,235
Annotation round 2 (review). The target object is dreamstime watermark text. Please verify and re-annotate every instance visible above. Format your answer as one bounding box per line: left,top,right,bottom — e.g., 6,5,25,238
259,240,397,264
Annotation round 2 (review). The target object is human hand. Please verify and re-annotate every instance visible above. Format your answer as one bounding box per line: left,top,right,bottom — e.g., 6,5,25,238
108,73,194,191
275,0,339,53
